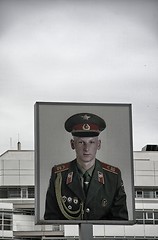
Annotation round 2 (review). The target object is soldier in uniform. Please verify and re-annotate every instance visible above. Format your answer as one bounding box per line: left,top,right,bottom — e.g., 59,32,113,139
44,113,128,220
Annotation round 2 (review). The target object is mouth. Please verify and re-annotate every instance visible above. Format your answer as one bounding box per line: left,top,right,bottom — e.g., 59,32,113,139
83,153,91,156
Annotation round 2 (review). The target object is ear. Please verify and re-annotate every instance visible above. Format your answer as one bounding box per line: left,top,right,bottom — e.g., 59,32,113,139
70,139,75,150
97,139,101,150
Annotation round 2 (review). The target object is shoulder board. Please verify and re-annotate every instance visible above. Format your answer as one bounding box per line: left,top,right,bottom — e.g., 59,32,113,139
53,162,70,174
101,162,120,174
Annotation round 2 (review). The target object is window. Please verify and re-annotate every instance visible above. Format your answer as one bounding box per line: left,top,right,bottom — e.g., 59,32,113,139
21,188,27,198
15,208,34,215
8,188,21,198
0,212,12,231
136,190,143,198
145,211,154,224
144,191,154,198
155,190,158,198
136,210,158,225
28,187,34,198
135,210,144,224
0,214,2,230
154,212,158,224
0,188,7,198
135,188,158,199
0,187,34,199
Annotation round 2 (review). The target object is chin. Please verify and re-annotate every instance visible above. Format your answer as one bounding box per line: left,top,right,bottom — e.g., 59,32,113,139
82,157,93,162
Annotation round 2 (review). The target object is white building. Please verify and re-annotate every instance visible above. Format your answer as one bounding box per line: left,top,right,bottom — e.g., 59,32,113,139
0,143,158,239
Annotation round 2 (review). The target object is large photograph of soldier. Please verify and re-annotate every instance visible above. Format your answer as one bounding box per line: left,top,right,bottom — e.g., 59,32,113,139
35,102,135,224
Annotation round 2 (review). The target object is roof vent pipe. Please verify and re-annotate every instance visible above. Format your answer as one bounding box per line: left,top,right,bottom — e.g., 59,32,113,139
17,141,21,151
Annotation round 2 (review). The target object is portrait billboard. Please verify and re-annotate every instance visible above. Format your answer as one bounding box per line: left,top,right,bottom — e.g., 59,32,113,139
34,102,135,225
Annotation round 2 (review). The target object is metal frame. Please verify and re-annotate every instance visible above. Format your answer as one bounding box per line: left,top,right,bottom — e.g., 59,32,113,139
34,101,135,225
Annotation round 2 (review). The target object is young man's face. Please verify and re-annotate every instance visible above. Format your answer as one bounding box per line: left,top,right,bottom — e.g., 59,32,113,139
70,136,101,165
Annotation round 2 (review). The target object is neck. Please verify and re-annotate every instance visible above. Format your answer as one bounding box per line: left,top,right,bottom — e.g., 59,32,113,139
76,158,95,170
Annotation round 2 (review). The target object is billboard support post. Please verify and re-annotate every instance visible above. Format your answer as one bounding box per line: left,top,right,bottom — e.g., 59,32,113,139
79,224,93,240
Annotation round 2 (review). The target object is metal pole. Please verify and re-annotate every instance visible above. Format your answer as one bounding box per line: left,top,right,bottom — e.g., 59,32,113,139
79,224,93,240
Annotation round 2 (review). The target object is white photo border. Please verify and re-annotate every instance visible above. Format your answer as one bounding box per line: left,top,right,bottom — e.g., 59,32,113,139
35,101,135,225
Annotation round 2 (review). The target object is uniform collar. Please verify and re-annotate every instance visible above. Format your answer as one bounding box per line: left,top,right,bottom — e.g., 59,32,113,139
76,161,95,177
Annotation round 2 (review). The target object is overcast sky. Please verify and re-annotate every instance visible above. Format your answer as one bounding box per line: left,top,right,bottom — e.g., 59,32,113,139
0,0,158,154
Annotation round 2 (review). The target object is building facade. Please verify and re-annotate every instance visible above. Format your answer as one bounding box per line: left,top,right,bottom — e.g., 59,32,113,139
0,144,158,239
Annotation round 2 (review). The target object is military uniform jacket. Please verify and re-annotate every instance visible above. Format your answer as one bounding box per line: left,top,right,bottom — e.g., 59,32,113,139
44,159,128,220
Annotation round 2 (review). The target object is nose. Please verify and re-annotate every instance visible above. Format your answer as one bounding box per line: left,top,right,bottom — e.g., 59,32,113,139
83,143,89,151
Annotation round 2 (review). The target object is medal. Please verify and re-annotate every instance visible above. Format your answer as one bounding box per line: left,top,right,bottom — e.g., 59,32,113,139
73,197,79,204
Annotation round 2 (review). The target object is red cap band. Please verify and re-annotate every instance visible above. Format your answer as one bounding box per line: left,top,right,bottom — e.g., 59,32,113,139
73,123,99,132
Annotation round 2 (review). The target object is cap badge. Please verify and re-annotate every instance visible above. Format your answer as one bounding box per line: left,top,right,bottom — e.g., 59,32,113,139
81,114,91,120
82,124,90,131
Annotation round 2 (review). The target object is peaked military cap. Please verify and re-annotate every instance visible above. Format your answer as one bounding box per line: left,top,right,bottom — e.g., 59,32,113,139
65,113,106,137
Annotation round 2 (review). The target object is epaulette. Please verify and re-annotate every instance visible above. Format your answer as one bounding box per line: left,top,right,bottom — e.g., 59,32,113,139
53,162,70,174
101,161,120,174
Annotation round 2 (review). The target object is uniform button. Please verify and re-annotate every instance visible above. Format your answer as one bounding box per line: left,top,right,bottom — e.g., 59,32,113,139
86,208,90,213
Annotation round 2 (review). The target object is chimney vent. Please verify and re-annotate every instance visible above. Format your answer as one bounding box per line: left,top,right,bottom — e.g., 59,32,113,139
17,141,21,151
